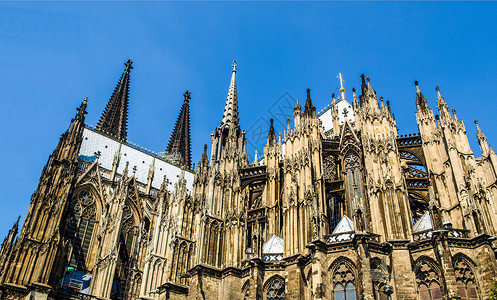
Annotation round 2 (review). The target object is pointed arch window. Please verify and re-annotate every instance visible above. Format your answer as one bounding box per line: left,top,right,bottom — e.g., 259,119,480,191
331,260,357,300
264,276,285,300
66,191,96,271
345,153,363,210
115,203,136,281
454,258,479,300
415,259,443,300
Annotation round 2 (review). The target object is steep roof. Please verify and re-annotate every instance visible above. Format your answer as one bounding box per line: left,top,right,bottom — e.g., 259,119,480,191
165,90,192,167
96,59,132,140
220,61,239,128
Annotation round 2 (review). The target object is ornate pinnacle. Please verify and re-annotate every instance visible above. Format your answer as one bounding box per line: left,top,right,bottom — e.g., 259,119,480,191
232,60,237,72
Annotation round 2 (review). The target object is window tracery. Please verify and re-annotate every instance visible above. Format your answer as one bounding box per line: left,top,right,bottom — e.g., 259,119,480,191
265,276,285,300
115,204,136,281
415,259,443,300
66,190,96,271
324,155,337,180
331,259,357,300
454,257,478,300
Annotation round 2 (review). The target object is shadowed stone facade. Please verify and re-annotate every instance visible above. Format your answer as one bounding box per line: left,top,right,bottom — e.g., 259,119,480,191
0,61,497,300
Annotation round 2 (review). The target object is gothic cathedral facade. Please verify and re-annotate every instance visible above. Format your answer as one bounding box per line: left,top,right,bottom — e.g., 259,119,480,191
0,60,496,300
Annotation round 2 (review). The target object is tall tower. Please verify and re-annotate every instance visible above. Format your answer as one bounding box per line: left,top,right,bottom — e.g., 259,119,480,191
97,59,133,140
165,90,192,167
281,88,326,255
354,76,412,240
0,97,88,296
195,60,249,269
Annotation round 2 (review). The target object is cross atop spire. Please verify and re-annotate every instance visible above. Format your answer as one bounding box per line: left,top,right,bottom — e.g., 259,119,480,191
184,90,191,102
96,59,133,140
166,90,192,167
220,60,239,128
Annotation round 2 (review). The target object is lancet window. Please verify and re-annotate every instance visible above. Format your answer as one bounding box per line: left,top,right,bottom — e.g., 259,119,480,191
115,204,137,281
345,153,363,204
66,190,96,271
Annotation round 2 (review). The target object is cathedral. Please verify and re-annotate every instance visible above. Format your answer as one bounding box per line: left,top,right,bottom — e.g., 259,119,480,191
0,59,496,300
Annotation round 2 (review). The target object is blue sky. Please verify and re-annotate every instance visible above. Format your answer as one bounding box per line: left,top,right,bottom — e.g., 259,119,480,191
1,2,496,236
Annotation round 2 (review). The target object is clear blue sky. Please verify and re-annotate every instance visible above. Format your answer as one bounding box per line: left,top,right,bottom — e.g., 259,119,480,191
1,2,496,237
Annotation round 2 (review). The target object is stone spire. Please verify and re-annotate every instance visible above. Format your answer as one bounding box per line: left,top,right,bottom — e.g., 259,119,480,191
304,88,316,116
220,60,239,128
166,90,192,167
97,59,132,140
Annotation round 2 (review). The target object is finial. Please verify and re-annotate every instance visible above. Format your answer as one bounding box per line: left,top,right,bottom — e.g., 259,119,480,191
337,73,346,100
475,120,482,131
125,59,133,70
306,88,311,99
436,86,442,98
415,81,421,93
295,98,301,110
366,76,370,83
232,60,237,71
83,96,88,104
360,74,366,85
184,90,191,102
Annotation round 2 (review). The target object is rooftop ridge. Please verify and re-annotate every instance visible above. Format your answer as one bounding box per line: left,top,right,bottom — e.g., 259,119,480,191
85,124,195,174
